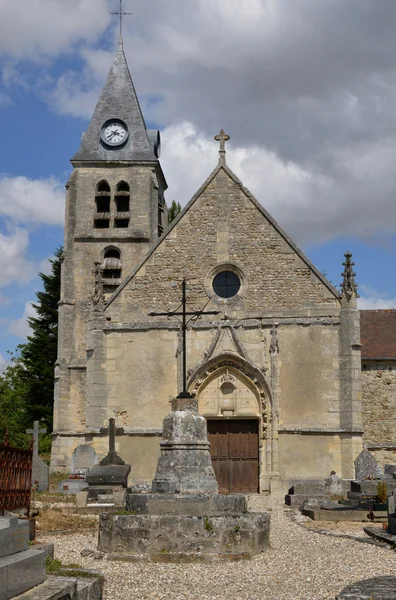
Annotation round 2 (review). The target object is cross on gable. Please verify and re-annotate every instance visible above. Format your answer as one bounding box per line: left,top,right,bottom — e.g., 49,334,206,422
99,418,125,466
26,421,47,457
214,129,230,164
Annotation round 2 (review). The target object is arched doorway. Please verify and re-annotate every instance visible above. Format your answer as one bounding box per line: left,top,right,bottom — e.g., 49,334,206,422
191,364,267,493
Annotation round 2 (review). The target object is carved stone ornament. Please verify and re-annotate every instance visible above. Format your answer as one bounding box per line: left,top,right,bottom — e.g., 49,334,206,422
269,323,279,355
190,358,269,440
340,251,359,299
220,369,237,387
92,261,105,307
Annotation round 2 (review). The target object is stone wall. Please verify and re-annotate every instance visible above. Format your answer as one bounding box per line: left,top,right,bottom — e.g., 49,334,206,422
362,360,396,465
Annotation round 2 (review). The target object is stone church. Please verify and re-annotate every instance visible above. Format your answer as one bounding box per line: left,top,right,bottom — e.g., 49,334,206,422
50,38,396,494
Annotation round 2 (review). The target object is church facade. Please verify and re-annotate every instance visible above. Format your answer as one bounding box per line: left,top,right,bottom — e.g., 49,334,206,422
50,39,396,493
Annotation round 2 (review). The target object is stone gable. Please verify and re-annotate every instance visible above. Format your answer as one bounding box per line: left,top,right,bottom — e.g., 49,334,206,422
107,165,338,320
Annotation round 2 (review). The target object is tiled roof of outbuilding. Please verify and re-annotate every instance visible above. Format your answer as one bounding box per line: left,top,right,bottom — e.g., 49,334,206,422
360,309,396,359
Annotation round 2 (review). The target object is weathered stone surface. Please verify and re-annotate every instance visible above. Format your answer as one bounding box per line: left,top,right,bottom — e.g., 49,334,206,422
302,508,386,522
336,576,396,599
72,444,98,474
58,479,88,494
32,455,49,493
362,362,396,456
98,511,270,561
15,575,103,600
351,480,396,495
354,448,381,480
288,482,327,495
126,493,247,516
388,492,395,516
325,472,344,496
151,408,218,494
0,547,47,600
0,517,29,559
285,494,328,508
86,464,130,488
385,464,396,477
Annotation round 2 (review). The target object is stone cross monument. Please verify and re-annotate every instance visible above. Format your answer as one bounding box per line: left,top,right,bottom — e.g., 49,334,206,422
26,421,48,492
86,418,131,493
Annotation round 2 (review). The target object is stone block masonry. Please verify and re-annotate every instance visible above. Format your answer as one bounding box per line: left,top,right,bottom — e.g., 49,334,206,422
99,511,270,562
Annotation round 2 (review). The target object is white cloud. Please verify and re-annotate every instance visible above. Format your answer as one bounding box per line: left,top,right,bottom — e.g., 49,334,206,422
358,296,396,310
8,302,37,339
358,286,396,310
0,0,111,61
0,229,37,288
38,1,396,246
160,122,396,245
0,353,7,373
0,175,65,226
38,257,53,276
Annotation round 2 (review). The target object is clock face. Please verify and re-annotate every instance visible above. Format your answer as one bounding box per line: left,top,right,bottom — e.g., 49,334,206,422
101,119,129,147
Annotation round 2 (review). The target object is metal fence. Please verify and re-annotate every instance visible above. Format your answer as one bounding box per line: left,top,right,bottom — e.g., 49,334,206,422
0,432,33,516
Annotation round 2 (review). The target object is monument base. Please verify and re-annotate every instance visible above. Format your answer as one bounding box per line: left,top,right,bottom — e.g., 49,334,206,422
151,400,218,495
98,494,270,562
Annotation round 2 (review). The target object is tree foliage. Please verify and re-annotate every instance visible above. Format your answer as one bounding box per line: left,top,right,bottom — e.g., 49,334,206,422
168,200,182,225
0,247,62,446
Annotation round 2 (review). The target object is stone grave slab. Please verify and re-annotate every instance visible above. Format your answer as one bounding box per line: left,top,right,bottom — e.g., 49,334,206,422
0,517,29,559
72,444,98,474
32,456,49,493
354,448,381,481
0,547,47,600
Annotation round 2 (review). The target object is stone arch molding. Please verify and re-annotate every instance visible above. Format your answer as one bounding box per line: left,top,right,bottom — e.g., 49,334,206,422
188,353,271,440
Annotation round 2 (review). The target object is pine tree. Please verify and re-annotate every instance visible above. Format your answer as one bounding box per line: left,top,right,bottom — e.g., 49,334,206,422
19,247,62,429
168,200,182,224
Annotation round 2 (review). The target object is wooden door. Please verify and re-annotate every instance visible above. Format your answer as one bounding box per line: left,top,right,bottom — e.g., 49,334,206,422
207,420,259,493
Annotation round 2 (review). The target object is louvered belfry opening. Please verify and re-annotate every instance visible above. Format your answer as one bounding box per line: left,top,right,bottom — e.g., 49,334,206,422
94,180,111,228
115,181,130,228
102,248,122,287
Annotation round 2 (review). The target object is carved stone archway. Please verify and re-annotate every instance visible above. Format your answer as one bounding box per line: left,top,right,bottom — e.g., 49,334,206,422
188,354,272,492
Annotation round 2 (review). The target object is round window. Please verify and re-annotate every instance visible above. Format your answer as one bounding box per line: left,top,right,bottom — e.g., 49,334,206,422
212,270,241,298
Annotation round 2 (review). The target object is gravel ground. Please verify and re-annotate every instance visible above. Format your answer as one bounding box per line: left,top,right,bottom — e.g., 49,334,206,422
39,495,396,600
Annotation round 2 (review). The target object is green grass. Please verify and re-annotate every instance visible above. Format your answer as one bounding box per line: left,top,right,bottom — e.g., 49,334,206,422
46,557,103,580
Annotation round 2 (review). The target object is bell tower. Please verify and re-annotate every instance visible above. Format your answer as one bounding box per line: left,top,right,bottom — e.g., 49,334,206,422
51,36,167,470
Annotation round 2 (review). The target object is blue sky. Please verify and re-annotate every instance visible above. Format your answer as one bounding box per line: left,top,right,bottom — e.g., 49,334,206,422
1,0,396,369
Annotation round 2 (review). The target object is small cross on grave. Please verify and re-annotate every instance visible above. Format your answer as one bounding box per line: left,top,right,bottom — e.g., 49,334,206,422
26,421,47,457
214,129,230,164
99,418,125,466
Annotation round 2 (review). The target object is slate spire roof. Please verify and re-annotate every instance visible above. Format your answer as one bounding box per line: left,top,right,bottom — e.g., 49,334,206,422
72,36,158,163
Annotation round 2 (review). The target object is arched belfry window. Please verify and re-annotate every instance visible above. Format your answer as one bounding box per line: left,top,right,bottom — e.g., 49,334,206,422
94,180,111,229
115,181,130,228
101,247,122,286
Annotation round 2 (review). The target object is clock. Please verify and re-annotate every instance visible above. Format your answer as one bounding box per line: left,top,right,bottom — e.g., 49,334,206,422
101,119,129,147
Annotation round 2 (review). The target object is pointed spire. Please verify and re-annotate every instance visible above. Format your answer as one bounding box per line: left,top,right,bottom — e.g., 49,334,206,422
341,251,359,301
214,129,230,165
72,39,158,163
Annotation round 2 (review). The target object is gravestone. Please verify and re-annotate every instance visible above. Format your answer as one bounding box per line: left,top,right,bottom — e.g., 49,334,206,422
384,464,396,477
86,419,130,498
325,471,343,496
72,444,97,474
354,448,381,481
26,421,48,492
